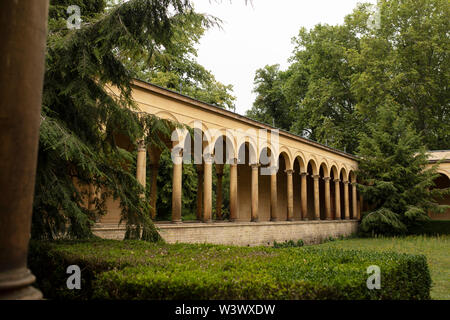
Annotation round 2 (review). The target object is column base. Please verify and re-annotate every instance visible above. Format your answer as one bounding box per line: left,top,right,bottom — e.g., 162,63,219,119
270,218,278,222
287,218,294,221
202,219,213,224
0,269,42,300
171,219,182,224
251,218,259,223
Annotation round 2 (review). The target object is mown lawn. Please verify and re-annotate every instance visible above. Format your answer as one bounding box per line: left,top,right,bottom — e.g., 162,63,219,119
317,235,450,300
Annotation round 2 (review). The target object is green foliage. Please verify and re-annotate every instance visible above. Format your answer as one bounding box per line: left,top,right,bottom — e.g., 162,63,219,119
357,104,450,236
250,0,449,153
29,239,431,300
124,4,236,110
246,65,292,129
273,239,304,248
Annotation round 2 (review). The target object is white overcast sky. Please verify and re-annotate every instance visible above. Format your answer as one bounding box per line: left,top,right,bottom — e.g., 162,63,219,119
191,0,377,115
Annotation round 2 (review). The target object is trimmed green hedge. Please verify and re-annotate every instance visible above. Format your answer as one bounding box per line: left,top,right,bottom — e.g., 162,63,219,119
409,220,450,236
28,240,431,300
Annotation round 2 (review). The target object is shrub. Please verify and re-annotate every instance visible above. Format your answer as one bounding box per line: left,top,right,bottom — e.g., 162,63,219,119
28,239,431,300
408,220,450,236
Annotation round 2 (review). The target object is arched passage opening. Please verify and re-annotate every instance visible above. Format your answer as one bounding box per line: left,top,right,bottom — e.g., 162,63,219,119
236,142,255,221
319,163,328,220
212,135,235,221
306,160,318,220
293,157,305,220
258,147,274,221
277,152,290,221
330,165,339,220
430,173,450,220
339,168,347,220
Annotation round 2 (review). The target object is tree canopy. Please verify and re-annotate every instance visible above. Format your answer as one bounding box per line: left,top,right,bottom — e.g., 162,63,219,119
247,0,449,153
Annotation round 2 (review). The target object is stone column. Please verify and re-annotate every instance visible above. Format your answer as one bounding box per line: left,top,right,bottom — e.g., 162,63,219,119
215,164,224,220
270,166,278,221
313,175,320,220
300,172,308,220
324,177,332,220
352,182,358,220
334,179,341,219
195,164,203,221
136,140,147,189
149,163,159,220
251,164,259,222
0,0,49,300
286,170,294,221
344,181,350,220
203,155,213,223
171,153,182,223
229,159,238,221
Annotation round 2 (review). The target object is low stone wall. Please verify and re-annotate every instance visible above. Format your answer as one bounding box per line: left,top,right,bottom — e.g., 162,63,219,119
93,220,359,246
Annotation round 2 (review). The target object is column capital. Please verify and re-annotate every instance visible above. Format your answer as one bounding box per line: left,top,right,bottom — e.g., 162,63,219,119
334,178,341,183
312,174,320,180
251,164,260,170
203,153,214,164
323,176,331,182
300,171,308,177
351,182,358,186
285,169,294,175
137,139,146,151
343,180,350,185
229,158,238,166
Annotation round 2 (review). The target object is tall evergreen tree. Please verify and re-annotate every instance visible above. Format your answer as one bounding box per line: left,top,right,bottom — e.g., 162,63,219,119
34,0,217,240
357,103,449,235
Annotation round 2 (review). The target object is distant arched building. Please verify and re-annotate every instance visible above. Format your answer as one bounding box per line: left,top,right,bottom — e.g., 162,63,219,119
426,151,450,220
94,80,362,245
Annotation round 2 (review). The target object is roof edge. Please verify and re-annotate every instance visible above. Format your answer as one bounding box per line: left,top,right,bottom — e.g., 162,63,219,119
131,78,359,161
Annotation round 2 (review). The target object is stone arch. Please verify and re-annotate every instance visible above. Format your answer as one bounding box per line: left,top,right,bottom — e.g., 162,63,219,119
278,150,292,171
293,152,307,173
278,147,293,170
430,173,450,219
258,145,275,221
212,133,236,164
330,165,339,179
307,158,319,176
155,110,180,123
237,140,257,165
319,161,330,178
436,170,450,178
349,170,357,183
235,129,258,163
340,166,349,182
259,143,276,168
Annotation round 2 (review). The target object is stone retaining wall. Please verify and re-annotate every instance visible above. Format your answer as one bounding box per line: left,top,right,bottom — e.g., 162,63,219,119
93,220,359,246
